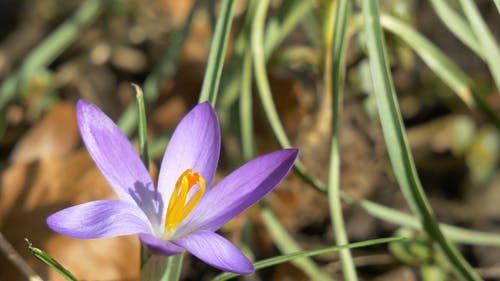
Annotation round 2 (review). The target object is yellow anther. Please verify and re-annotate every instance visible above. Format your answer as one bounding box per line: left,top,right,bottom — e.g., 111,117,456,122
165,169,206,233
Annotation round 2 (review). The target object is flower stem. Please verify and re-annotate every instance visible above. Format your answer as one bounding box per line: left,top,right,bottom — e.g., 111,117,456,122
161,254,183,281
140,254,183,281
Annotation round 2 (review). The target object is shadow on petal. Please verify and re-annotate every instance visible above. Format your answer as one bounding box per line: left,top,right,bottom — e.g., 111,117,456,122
128,181,164,228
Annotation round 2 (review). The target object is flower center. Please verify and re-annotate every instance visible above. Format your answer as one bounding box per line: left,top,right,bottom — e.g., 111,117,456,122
165,169,205,233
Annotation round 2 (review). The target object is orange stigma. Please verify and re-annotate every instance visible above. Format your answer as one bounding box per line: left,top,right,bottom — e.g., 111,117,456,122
165,169,205,233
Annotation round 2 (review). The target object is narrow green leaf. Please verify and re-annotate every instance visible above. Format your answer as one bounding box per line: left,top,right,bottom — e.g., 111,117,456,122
212,237,404,281
133,83,157,273
286,168,500,247
459,0,500,90
251,0,325,193
379,13,500,129
133,84,150,167
1,234,42,281
118,0,202,136
237,5,329,278
341,193,500,247
263,0,314,58
198,0,236,105
26,239,78,281
360,1,480,280
133,86,183,280
326,0,357,280
254,237,402,272
207,0,217,33
247,0,500,265
217,0,312,130
300,9,323,50
251,0,291,151
261,207,333,281
239,101,500,249
215,0,273,111
379,13,474,107
239,49,255,161
0,0,103,112
427,0,484,59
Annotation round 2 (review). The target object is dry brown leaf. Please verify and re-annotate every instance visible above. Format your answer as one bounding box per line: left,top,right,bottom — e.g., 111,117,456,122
10,102,79,164
1,147,140,280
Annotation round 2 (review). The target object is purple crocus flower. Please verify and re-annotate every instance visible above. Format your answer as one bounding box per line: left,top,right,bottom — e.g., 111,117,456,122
47,100,298,274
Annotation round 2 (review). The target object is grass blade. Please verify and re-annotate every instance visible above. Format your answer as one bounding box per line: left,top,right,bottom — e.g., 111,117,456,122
211,236,403,281
133,85,184,281
133,84,150,167
378,13,500,129
118,0,202,136
239,48,256,161
26,239,78,281
459,0,500,90
243,0,334,267
360,1,480,280
133,84,154,271
427,0,484,59
251,0,293,151
289,168,500,247
260,207,333,281
1,234,42,281
198,0,236,105
0,0,102,112
379,13,474,107
326,0,357,280
217,0,312,133
249,0,500,266
341,193,500,247
251,0,325,193
263,0,314,58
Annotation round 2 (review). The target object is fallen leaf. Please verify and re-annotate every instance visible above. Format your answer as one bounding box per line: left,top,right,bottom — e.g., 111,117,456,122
1,149,140,281
10,102,79,164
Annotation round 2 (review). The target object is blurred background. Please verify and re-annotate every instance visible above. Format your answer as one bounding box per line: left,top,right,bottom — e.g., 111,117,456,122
0,0,499,280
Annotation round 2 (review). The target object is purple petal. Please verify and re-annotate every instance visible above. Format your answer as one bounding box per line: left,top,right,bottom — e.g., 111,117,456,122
47,200,151,239
77,100,162,223
139,233,184,255
157,102,220,212
172,230,253,274
179,149,298,233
